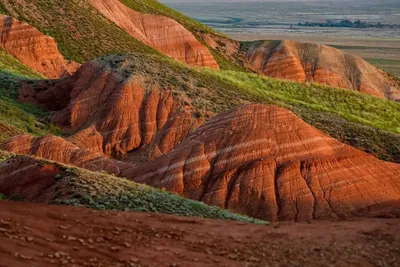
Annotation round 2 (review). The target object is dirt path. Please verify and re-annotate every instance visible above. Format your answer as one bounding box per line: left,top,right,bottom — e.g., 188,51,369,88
0,201,399,267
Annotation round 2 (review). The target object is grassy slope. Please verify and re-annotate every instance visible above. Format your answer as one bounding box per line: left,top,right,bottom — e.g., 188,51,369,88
0,1,399,161
197,69,400,161
0,49,61,143
206,70,400,134
55,168,264,223
119,0,220,36
0,0,161,63
366,59,400,78
0,153,264,223
113,53,399,162
1,0,242,71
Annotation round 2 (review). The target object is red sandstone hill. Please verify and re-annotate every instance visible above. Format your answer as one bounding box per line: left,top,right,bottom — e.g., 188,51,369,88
242,40,400,101
0,135,129,175
122,104,400,221
0,15,79,78
17,55,205,162
3,103,400,221
87,0,219,69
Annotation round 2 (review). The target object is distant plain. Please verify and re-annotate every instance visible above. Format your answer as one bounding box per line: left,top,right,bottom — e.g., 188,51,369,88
164,0,400,77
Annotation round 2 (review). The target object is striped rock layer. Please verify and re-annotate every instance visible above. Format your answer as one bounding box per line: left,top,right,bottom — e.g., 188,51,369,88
17,56,204,162
0,15,79,78
0,135,128,175
123,104,400,221
244,40,400,101
88,0,219,69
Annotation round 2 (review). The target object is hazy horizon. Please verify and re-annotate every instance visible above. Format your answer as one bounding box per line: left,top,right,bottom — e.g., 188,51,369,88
161,0,391,2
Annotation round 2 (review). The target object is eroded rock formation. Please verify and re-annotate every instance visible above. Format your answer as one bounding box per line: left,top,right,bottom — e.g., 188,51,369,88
0,155,64,203
18,56,204,162
0,135,128,175
124,104,400,221
0,15,79,78
87,0,219,69
244,40,400,101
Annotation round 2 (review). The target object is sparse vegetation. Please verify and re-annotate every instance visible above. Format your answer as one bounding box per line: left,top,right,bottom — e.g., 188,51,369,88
0,150,14,162
9,193,24,202
203,70,400,134
1,0,162,63
366,58,400,78
120,0,222,37
89,54,400,162
0,0,399,164
0,3,8,14
52,168,265,224
0,50,61,143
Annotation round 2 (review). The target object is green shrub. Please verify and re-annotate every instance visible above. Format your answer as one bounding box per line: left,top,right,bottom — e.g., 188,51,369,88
9,194,24,202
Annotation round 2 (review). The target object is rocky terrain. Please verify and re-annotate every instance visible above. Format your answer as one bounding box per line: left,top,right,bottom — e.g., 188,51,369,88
243,40,400,101
0,15,79,78
3,102,400,221
126,105,400,221
16,56,205,161
0,135,128,175
0,0,399,265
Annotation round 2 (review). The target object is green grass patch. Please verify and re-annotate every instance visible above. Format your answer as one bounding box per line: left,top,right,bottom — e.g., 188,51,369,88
2,0,162,63
54,168,265,224
202,70,400,134
0,49,43,79
91,54,400,162
366,58,400,78
119,0,221,37
0,50,62,142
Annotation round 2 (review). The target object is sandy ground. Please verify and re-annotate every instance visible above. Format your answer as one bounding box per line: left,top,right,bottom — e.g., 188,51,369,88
0,201,399,267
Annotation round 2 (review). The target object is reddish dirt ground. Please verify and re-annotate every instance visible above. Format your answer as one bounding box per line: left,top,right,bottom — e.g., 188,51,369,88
0,201,399,267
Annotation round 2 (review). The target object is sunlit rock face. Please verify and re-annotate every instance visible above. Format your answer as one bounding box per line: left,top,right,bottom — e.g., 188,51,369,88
244,40,400,101
125,104,400,221
0,15,79,78
88,0,219,69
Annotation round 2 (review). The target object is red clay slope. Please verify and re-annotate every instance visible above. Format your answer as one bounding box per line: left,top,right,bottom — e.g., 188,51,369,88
0,15,79,78
17,56,205,162
0,201,399,267
0,156,65,203
0,135,129,175
87,0,219,69
124,104,400,221
244,40,400,101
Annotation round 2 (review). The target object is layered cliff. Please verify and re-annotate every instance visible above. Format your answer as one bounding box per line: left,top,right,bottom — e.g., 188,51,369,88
87,0,219,69
0,135,128,175
17,55,205,161
0,15,79,78
243,40,400,101
124,104,400,221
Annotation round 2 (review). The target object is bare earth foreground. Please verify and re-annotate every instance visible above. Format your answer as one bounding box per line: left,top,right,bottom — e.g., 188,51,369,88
0,202,399,267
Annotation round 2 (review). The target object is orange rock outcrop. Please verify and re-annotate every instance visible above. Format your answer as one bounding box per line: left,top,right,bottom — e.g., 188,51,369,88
244,40,400,101
0,15,79,78
87,0,219,69
0,135,128,175
18,56,204,161
124,104,400,221
0,156,63,203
